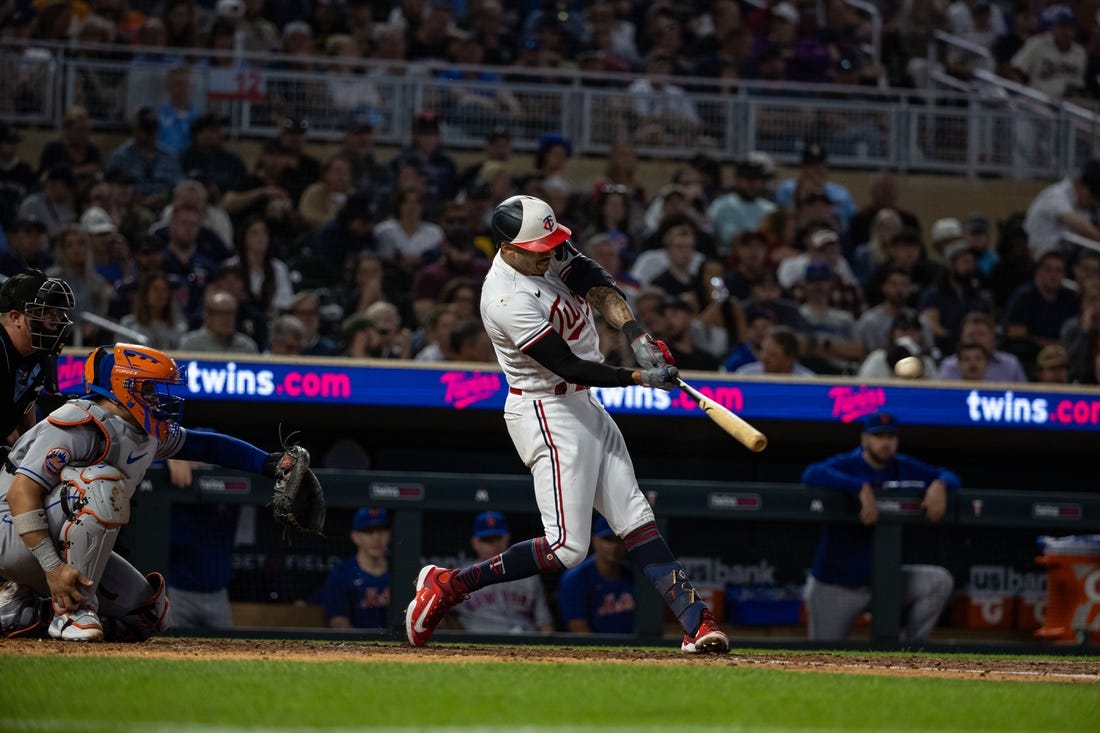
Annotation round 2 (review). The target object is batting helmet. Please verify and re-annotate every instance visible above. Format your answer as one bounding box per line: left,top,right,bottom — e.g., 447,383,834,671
490,195,571,252
0,271,75,355
84,343,186,441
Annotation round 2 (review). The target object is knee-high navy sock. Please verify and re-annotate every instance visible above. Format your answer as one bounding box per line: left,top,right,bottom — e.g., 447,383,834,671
623,521,707,634
450,537,564,595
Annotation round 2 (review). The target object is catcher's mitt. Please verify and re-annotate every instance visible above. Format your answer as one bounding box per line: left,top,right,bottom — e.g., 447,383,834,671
264,440,326,536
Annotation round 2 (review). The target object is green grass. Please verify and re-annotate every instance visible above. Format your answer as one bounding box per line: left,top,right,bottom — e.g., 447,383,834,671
0,655,1097,733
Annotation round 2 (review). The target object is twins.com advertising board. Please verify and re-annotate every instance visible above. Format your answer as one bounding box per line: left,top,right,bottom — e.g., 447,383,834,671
56,354,1100,432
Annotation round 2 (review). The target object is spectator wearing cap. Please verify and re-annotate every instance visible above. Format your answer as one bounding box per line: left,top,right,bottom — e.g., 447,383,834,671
854,265,917,353
106,106,184,210
410,227,489,325
1009,5,1087,100
273,117,322,207
918,236,990,355
734,324,817,376
848,173,923,252
799,261,864,373
707,156,778,256
928,217,965,262
775,145,858,232
37,106,103,190
0,218,51,276
1035,344,1071,384
387,111,459,216
321,508,392,629
222,140,295,225
627,51,704,148
938,311,1027,382
743,269,813,336
557,515,636,634
238,0,279,53
801,412,958,642
156,66,201,155
962,212,998,276
17,165,76,236
339,121,392,200
778,226,859,293
0,123,37,232
79,206,130,285
311,192,378,279
866,228,941,309
726,230,770,301
180,113,247,199
657,297,721,371
449,511,555,634
856,313,938,380
1023,159,1100,259
1004,251,1079,355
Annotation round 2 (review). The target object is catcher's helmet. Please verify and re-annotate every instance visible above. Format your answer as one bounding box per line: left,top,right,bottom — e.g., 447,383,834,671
84,343,186,441
490,195,571,252
0,271,75,355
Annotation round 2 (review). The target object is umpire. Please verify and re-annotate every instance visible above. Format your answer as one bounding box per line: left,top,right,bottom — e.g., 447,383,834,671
0,270,75,444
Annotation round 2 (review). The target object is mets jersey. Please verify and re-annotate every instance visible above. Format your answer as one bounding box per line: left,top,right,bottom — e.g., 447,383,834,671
452,575,553,633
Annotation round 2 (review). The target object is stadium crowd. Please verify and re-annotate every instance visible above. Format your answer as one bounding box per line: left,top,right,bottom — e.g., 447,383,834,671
0,1,1099,386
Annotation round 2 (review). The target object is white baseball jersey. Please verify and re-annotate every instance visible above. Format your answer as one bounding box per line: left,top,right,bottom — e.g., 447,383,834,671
0,398,185,611
480,250,655,567
452,575,553,633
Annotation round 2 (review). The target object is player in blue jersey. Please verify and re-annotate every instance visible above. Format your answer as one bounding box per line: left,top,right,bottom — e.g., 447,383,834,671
322,507,392,628
557,516,636,634
801,411,959,642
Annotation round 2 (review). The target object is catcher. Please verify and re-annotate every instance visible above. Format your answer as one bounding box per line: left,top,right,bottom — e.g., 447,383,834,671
0,343,324,641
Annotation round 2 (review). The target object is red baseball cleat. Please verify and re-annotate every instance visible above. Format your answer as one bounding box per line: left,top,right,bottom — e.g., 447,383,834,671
681,609,729,654
405,565,461,647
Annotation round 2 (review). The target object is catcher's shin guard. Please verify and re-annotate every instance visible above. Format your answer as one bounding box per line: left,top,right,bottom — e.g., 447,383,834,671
103,571,170,642
58,464,132,602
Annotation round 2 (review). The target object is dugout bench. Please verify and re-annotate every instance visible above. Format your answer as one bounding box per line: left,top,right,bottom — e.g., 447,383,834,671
126,469,1100,644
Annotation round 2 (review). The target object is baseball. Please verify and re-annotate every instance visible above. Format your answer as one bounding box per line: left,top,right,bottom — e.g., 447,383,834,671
894,356,924,379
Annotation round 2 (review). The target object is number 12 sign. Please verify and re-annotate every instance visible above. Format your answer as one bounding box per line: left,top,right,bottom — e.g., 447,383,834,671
207,68,267,102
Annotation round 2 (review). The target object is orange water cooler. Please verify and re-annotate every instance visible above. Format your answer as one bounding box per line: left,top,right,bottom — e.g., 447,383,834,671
1034,535,1100,644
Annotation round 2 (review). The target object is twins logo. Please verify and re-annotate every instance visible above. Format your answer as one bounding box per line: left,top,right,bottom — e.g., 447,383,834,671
542,214,554,231
549,294,588,341
44,447,71,476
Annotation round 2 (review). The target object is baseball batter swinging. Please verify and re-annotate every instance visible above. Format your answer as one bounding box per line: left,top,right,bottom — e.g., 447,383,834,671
405,195,728,653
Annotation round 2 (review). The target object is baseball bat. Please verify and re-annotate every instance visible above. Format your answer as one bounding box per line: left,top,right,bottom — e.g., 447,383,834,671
676,378,767,453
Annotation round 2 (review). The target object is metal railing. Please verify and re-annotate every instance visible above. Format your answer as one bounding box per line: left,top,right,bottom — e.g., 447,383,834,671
2,38,1098,179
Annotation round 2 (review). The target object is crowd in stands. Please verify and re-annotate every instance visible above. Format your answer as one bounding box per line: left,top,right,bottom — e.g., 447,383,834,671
0,2,1099,385
1,0,1098,104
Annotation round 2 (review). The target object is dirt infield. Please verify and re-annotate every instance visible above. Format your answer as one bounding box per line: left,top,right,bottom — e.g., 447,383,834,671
3,638,1097,683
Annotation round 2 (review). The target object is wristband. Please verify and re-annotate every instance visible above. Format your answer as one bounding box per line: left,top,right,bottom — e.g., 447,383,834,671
622,320,646,343
12,509,48,536
29,537,63,573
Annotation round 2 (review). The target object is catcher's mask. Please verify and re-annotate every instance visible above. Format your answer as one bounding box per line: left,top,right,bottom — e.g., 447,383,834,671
84,343,186,441
0,271,75,355
490,195,571,252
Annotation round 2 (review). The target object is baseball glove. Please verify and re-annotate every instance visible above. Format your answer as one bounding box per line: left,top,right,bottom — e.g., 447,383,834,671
264,438,326,536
